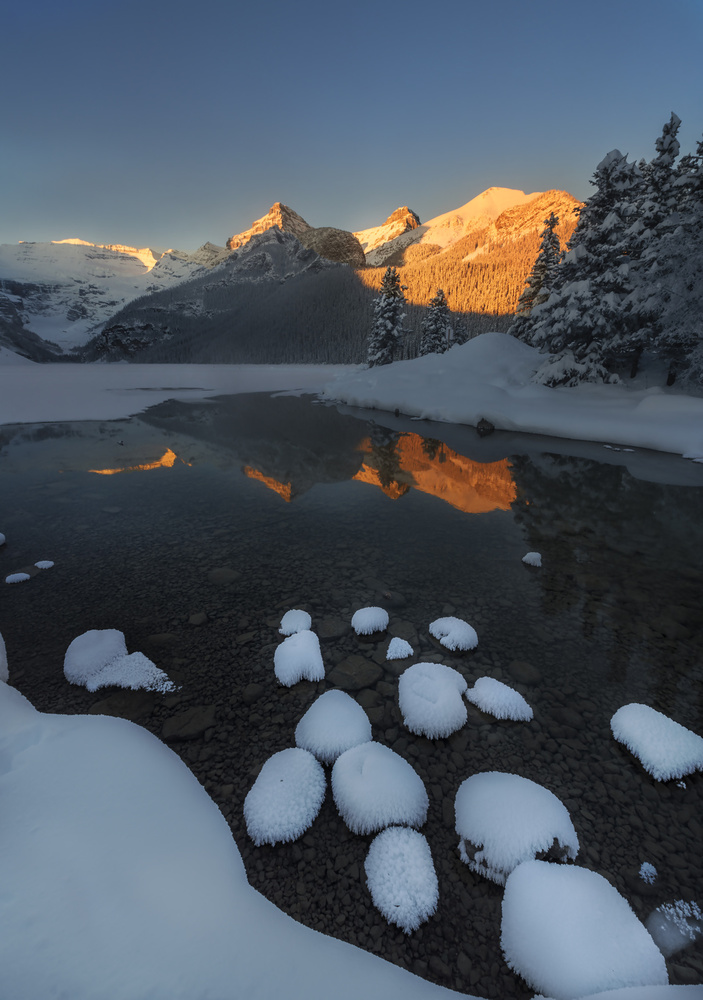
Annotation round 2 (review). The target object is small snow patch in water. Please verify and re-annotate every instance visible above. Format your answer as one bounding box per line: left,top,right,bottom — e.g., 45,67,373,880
639,862,658,885
351,607,389,635
428,616,478,651
365,827,438,934
279,609,312,635
34,560,55,570
244,747,326,847
465,676,533,721
5,573,30,584
386,636,413,660
522,551,542,567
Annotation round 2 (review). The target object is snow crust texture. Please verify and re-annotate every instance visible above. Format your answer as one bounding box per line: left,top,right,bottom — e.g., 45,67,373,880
428,616,478,651
63,629,174,693
244,747,326,846
364,827,438,934
455,772,578,885
501,861,669,999
386,636,413,660
295,690,372,764
398,662,468,738
279,609,312,635
611,703,703,780
331,741,429,835
465,677,533,721
274,630,325,686
351,607,389,635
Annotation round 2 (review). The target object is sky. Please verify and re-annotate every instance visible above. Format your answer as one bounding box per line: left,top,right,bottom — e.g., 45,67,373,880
2,0,703,251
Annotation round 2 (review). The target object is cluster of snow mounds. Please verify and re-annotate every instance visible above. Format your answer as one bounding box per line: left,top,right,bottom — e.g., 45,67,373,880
295,690,372,764
611,703,703,780
386,636,413,660
501,861,669,999
646,899,703,958
64,628,174,693
0,631,7,683
428,616,478,651
351,606,389,635
243,748,326,847
274,630,325,686
455,772,579,885
331,741,429,835
465,677,533,722
522,551,542,567
399,662,468,738
279,608,312,635
364,827,438,934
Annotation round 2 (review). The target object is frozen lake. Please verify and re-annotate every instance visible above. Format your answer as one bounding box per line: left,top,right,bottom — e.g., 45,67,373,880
1,392,702,996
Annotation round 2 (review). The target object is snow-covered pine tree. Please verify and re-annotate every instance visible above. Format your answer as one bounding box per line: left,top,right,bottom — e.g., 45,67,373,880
419,288,452,355
453,320,470,345
510,212,562,344
367,266,406,366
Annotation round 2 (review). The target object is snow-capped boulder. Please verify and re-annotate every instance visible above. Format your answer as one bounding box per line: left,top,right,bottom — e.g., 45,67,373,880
5,573,30,584
244,747,326,847
522,551,542,567
501,861,669,999
611,703,703,781
34,560,54,570
364,827,438,934
465,676,533,721
64,629,174,693
351,607,389,635
331,741,429,835
398,662,467,738
85,652,175,694
274,630,325,686
295,690,372,764
0,532,5,545
386,636,413,660
455,772,579,885
279,609,312,636
428,616,478,651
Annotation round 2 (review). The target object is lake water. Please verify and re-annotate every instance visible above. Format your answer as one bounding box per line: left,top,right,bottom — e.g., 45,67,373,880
2,392,702,996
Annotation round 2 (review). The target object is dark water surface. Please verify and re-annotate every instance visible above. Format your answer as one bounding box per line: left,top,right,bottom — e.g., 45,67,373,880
1,392,702,997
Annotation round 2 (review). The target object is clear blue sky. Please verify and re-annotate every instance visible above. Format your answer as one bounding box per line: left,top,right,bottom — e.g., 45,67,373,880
2,0,702,250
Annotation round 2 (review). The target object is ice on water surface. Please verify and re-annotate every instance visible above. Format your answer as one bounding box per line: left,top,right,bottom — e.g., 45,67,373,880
386,636,413,660
364,827,438,934
332,741,429,835
501,861,668,999
399,662,467,738
295,690,372,764
455,772,578,885
611,703,703,780
428,616,478,651
465,676,533,721
274,629,325,686
351,606,389,635
244,747,326,847
279,608,312,635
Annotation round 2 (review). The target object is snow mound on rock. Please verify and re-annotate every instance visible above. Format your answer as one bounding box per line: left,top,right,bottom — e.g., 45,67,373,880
64,629,174,693
611,703,703,780
365,827,438,934
34,560,54,570
399,662,467,738
646,899,703,957
274,630,325,686
455,772,578,885
295,690,372,764
522,551,542,567
279,609,312,635
428,616,478,651
244,747,326,847
331,741,428,835
0,631,7,683
387,637,413,660
501,861,669,999
351,607,389,635
465,676,533,721
5,573,30,584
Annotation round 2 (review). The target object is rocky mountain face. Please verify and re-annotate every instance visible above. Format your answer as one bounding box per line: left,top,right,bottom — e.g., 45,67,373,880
226,202,365,267
354,207,421,254
226,202,311,249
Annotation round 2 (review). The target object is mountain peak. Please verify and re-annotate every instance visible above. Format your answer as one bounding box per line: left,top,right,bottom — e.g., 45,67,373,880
226,203,311,250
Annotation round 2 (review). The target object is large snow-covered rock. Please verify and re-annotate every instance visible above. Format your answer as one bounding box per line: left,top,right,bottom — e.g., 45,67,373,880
351,607,389,635
64,629,174,693
428,616,478,651
464,677,533,722
364,827,438,934
243,748,326,847
455,772,579,885
398,662,468,738
501,861,669,999
295,690,372,764
279,609,312,635
274,630,325,686
611,703,703,781
331,741,429,835
0,631,7,682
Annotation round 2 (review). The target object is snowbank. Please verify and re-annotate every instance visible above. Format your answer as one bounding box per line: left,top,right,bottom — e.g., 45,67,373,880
0,679,469,1000
455,772,578,885
465,677,533,722
295,690,372,764
331,741,429,835
364,827,438,934
398,662,468,738
501,861,668,998
244,748,326,846
321,334,703,459
611,703,703,781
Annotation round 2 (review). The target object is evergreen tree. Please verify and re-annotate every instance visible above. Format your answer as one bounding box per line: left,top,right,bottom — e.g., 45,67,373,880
419,288,453,355
367,266,406,366
510,213,562,343
453,320,470,345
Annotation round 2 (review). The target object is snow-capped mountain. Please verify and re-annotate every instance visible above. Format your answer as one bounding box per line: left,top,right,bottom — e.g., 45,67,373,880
353,207,421,255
